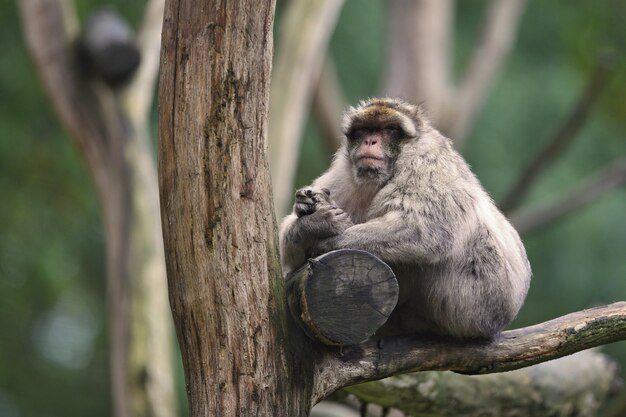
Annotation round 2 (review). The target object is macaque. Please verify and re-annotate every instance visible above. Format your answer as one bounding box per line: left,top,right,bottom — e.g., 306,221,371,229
279,98,531,339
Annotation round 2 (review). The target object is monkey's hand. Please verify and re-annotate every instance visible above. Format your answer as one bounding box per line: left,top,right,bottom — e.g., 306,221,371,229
279,204,352,274
280,187,353,271
293,186,334,217
296,204,353,241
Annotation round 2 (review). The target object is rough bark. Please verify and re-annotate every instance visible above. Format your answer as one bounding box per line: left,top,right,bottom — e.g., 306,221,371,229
158,1,318,416
19,1,175,417
270,0,345,214
345,350,621,417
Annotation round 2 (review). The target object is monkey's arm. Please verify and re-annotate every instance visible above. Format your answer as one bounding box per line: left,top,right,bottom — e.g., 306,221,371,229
279,214,307,274
318,210,457,264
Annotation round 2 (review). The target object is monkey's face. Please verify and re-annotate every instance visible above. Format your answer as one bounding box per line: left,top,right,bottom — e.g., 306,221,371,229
346,126,402,183
344,103,418,186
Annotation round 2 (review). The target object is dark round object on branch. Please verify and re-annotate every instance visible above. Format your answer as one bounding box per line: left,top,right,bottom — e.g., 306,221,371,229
286,249,398,346
77,8,140,87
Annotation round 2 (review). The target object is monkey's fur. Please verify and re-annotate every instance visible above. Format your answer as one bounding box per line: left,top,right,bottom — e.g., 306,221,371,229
279,98,531,339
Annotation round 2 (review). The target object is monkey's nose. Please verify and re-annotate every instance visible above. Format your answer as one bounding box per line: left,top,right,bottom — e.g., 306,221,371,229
364,135,380,147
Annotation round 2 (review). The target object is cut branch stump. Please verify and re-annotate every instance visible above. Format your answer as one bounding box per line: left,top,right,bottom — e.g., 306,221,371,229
286,249,398,346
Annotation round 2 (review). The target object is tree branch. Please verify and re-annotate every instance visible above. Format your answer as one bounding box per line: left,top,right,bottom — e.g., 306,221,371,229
313,302,626,401
312,58,346,155
383,0,453,123
344,350,621,417
500,58,615,213
510,158,626,233
448,0,528,146
19,0,111,193
269,0,345,215
122,0,164,124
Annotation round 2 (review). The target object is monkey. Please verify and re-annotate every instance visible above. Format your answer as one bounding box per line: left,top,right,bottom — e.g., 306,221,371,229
279,98,531,339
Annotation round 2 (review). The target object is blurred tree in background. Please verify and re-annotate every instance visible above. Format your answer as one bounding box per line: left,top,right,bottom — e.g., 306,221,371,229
1,0,625,416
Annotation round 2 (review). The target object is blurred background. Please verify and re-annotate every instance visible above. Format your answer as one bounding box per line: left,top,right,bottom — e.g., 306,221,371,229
1,0,625,416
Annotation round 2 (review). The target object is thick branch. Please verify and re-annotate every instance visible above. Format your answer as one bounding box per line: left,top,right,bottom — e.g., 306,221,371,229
345,350,621,417
449,0,528,145
501,58,615,213
270,0,345,215
383,0,453,123
313,302,626,401
510,158,626,233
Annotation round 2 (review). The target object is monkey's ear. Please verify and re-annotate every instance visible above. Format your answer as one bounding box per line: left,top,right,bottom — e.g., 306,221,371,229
416,101,426,115
409,101,427,129
341,106,358,136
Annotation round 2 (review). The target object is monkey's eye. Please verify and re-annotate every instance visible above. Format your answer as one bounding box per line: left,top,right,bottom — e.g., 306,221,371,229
383,125,403,139
347,128,367,141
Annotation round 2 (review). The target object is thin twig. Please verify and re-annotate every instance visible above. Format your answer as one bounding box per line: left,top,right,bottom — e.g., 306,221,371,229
500,57,615,213
450,0,528,146
509,158,626,233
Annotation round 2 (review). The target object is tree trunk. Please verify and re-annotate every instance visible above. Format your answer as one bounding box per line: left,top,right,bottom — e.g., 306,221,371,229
158,1,316,415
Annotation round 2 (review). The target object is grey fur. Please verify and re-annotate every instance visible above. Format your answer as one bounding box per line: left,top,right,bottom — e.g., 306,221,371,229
279,98,531,339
